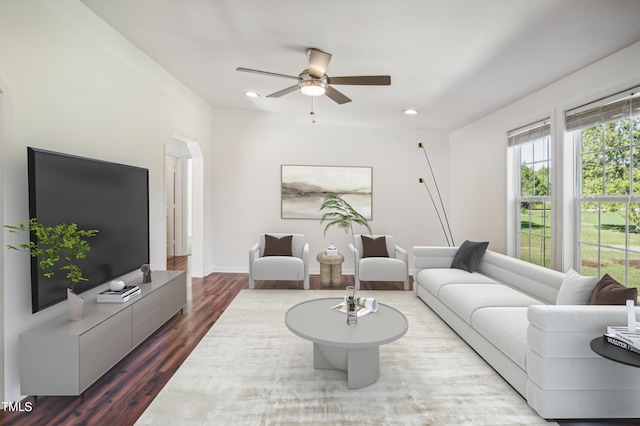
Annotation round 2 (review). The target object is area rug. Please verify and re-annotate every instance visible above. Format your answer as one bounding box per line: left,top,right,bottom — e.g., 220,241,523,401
136,290,555,425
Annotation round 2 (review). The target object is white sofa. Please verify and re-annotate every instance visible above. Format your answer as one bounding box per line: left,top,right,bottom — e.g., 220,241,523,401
413,246,640,420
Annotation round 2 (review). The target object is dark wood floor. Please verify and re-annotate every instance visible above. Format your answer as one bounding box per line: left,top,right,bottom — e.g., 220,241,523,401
1,258,632,425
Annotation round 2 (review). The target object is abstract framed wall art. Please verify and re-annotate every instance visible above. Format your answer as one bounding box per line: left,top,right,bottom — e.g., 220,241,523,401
281,165,372,219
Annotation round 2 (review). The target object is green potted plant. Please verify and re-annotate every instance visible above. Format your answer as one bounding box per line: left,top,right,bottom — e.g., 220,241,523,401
319,193,372,242
5,218,98,320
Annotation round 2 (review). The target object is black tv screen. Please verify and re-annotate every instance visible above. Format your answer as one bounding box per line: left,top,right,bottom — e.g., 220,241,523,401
27,147,149,313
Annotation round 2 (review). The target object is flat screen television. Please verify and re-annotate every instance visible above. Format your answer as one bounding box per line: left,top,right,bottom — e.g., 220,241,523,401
27,147,150,313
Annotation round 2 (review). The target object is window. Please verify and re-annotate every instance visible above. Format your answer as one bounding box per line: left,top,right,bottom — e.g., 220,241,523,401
509,119,552,267
566,87,640,289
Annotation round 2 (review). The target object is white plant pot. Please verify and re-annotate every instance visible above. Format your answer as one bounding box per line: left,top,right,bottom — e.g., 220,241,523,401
67,288,84,321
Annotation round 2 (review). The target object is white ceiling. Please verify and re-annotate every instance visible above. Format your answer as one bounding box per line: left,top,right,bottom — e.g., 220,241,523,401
81,0,640,131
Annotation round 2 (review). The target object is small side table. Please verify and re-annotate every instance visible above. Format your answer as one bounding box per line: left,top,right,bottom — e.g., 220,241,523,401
316,252,344,286
590,337,640,368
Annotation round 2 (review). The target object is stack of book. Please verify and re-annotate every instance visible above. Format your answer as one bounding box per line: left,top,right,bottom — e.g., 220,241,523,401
603,325,640,355
97,285,141,303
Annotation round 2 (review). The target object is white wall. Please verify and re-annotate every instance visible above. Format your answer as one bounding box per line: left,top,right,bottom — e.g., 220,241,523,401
207,108,451,275
448,41,640,262
0,0,214,403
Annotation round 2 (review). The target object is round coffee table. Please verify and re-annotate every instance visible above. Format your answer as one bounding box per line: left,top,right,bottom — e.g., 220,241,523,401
285,297,408,388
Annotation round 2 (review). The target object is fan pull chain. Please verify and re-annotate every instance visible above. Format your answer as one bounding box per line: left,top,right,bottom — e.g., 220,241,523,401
310,95,316,124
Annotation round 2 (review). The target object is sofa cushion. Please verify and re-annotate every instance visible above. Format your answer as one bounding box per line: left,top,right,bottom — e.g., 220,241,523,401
361,235,389,257
438,283,543,324
263,234,292,256
358,257,406,281
555,268,599,305
471,307,530,370
415,268,498,298
589,274,638,305
252,256,304,279
451,240,489,273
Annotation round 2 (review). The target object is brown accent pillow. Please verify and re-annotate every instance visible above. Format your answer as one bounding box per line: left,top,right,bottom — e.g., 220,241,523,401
361,235,389,258
589,274,638,305
263,234,293,257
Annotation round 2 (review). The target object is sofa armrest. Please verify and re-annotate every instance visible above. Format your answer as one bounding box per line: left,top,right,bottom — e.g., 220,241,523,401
302,242,309,275
412,246,457,271
394,245,408,265
349,243,360,277
349,243,360,259
349,242,360,262
248,242,260,289
527,304,639,358
528,304,637,332
249,242,260,265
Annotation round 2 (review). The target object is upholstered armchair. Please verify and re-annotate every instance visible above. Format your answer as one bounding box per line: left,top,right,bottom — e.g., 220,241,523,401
349,235,409,290
249,233,309,289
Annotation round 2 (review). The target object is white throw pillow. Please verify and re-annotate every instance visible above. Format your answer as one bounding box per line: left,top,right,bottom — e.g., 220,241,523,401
556,268,599,305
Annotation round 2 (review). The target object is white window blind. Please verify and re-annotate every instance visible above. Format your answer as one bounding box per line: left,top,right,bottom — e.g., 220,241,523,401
565,85,640,131
507,118,550,147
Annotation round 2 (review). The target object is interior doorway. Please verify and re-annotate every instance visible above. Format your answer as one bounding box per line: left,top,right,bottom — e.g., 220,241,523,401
165,131,204,277
165,155,191,257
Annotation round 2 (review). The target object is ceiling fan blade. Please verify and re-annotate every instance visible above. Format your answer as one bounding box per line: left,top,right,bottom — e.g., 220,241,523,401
307,49,332,79
267,85,299,98
325,85,352,104
236,67,298,80
326,75,391,85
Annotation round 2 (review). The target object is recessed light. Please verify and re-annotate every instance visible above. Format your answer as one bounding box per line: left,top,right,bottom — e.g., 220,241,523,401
403,109,418,115
245,91,260,98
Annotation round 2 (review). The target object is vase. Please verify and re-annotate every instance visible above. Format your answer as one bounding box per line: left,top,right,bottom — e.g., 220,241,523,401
346,286,357,326
67,288,84,321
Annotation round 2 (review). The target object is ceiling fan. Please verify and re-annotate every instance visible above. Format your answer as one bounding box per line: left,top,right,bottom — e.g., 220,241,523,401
236,48,391,104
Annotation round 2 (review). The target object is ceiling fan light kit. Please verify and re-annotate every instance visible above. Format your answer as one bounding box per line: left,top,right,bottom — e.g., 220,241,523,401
236,48,391,110
300,83,325,97
299,74,326,97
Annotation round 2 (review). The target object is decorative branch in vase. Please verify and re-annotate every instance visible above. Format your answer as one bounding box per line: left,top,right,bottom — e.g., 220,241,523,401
4,218,98,320
418,142,455,246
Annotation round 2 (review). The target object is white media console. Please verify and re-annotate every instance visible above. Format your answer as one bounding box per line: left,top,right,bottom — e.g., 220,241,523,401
19,270,187,397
